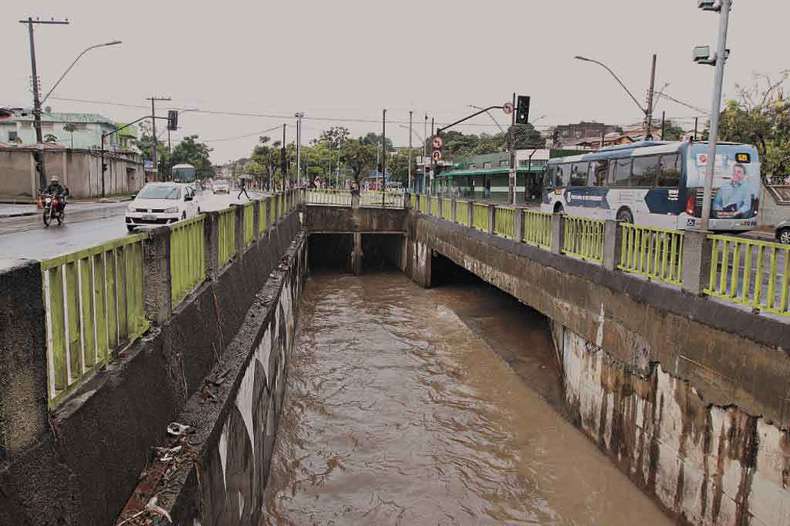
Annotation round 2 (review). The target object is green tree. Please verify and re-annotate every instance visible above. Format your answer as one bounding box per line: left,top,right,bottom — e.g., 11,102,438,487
510,123,544,149
318,126,350,149
719,72,790,183
63,122,77,149
44,133,58,144
660,121,685,141
341,138,377,182
170,135,214,180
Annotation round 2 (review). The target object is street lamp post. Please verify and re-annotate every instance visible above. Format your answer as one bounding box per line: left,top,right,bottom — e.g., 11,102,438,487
574,54,657,140
40,40,122,105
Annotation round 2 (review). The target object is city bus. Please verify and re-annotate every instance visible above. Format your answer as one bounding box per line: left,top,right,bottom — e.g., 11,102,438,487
171,163,197,184
541,141,761,231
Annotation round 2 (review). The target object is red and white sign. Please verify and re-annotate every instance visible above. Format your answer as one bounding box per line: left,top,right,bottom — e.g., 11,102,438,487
503,102,514,114
431,150,442,162
432,136,444,149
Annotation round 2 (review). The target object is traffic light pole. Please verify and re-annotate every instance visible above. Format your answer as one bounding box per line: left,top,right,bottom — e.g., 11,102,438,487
509,92,517,206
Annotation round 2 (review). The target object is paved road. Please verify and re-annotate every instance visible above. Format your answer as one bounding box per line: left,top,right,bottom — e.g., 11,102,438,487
0,192,263,261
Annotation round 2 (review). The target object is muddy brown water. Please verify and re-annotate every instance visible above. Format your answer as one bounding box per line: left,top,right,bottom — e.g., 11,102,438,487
262,272,671,525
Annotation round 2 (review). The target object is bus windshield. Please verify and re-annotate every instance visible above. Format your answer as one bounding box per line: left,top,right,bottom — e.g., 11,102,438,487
172,165,196,183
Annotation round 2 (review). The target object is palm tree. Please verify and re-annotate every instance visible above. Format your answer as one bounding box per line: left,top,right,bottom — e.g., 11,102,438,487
63,123,77,149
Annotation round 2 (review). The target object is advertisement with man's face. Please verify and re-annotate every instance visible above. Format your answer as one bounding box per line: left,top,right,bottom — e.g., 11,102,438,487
686,144,761,219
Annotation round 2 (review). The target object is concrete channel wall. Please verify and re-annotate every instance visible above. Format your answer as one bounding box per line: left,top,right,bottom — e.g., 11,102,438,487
0,203,302,526
402,211,790,526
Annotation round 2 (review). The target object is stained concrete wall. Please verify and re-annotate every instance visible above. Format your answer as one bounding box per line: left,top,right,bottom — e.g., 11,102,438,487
405,211,790,526
116,231,307,525
0,209,302,526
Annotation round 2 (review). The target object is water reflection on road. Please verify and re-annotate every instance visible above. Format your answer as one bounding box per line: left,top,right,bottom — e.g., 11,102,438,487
263,272,670,525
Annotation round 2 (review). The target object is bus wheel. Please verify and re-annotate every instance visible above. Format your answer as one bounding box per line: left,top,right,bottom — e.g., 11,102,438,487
553,203,564,214
616,208,633,223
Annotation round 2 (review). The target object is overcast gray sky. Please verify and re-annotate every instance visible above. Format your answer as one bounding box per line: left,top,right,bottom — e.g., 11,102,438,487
6,0,789,163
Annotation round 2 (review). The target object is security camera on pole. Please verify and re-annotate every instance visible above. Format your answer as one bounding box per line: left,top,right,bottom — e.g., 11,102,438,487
695,0,732,231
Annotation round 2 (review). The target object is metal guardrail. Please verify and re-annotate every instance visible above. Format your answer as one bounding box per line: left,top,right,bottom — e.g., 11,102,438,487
472,203,489,232
217,207,237,267
259,196,270,233
522,210,551,248
456,200,470,226
441,198,453,222
494,207,515,239
563,216,604,263
243,202,255,248
41,235,148,404
619,224,684,285
360,190,405,209
170,215,206,307
706,235,789,315
430,196,439,217
420,195,429,214
305,190,352,206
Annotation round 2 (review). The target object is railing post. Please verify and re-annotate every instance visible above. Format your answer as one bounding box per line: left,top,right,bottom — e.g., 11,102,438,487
550,213,565,255
682,230,713,295
204,211,220,280
252,199,261,240
514,208,524,243
142,226,172,324
451,198,457,223
467,200,474,226
437,197,443,219
487,204,496,235
233,204,245,257
602,220,622,271
263,198,272,234
0,259,48,460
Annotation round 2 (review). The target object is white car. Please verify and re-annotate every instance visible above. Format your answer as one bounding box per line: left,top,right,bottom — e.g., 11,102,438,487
213,180,230,194
125,183,199,232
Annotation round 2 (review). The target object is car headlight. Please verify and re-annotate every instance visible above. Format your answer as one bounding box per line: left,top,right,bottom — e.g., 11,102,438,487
164,207,179,214
127,204,136,212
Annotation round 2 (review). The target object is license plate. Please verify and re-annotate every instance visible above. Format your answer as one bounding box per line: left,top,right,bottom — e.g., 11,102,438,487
143,214,156,221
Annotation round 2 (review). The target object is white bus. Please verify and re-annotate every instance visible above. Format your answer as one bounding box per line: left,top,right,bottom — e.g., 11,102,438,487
541,141,761,231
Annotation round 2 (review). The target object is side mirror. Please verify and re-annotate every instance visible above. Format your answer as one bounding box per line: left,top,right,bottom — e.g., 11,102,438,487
184,195,193,202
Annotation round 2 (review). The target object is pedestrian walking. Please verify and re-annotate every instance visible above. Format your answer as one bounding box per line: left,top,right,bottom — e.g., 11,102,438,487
238,177,250,200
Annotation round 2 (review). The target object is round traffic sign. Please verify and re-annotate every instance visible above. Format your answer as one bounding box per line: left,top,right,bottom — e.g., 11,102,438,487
432,136,444,149
431,150,442,162
503,102,514,114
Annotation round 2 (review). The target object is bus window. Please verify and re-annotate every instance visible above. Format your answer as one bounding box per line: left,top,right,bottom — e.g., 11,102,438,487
610,158,632,186
570,162,589,186
591,160,609,186
557,163,571,187
657,154,681,187
631,155,660,187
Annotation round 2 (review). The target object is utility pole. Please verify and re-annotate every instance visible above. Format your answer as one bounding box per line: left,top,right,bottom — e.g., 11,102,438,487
694,117,699,141
699,0,732,231
382,109,387,207
423,114,428,193
645,54,657,140
281,123,287,192
661,111,666,140
408,110,413,192
295,112,304,188
20,17,69,190
509,92,517,206
430,117,435,195
146,96,171,181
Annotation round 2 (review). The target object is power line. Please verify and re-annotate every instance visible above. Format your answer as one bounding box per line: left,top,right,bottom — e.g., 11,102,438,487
204,125,283,143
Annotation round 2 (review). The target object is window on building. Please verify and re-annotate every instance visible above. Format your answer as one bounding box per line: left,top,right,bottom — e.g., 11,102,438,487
609,158,632,186
499,160,509,167
483,162,492,169
657,154,681,187
630,155,660,187
570,162,590,186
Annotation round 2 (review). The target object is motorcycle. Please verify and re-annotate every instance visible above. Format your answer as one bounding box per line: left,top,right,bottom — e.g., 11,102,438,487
41,194,65,227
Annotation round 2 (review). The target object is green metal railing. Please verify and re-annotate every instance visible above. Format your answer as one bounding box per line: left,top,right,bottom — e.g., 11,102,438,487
472,203,489,232
409,193,416,209
441,198,453,222
306,189,352,206
619,224,684,285
41,235,148,404
430,196,439,217
456,200,470,226
170,215,206,306
706,235,789,315
243,202,255,247
259,197,270,233
419,195,429,214
217,207,237,267
494,207,515,239
522,210,552,248
563,216,604,263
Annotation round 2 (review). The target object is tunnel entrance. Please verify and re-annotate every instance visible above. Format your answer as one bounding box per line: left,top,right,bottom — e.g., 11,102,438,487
308,233,403,273
428,251,565,411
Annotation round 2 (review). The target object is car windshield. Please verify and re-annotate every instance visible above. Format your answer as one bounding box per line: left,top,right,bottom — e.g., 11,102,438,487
138,185,181,200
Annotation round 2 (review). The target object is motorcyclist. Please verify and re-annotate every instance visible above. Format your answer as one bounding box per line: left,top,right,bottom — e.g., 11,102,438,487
43,176,68,211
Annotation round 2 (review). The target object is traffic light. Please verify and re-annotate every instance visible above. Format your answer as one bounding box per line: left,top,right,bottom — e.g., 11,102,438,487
167,110,179,131
516,96,531,125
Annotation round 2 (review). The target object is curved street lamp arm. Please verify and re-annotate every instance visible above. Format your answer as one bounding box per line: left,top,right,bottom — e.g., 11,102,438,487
41,41,122,105
576,57,646,115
